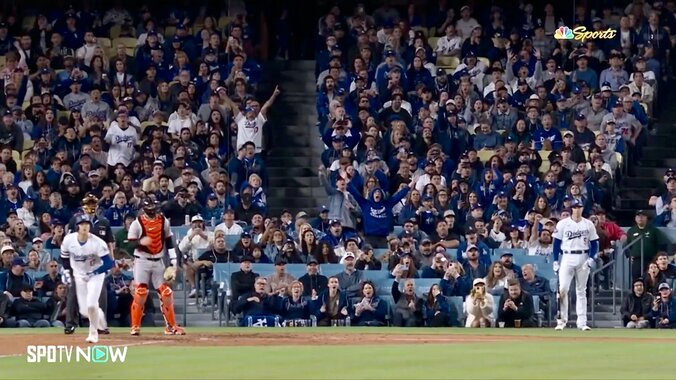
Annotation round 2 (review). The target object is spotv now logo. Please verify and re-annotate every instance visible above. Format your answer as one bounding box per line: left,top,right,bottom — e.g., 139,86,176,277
26,345,127,363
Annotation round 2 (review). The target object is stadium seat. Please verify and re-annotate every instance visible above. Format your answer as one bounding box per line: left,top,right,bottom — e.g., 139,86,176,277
392,226,403,236
363,270,390,282
477,57,490,67
319,263,344,277
22,16,36,31
414,278,439,297
517,255,549,272
171,226,190,239
492,248,527,258
252,263,275,278
286,264,307,278
447,296,464,326
477,149,495,164
428,37,440,50
224,235,240,249
97,37,112,48
29,271,47,281
445,248,457,258
437,56,459,69
374,278,395,296
113,37,138,49
218,16,233,29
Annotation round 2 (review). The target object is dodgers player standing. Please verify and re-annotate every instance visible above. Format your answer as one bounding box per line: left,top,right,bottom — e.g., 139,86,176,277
60,215,115,343
552,200,599,331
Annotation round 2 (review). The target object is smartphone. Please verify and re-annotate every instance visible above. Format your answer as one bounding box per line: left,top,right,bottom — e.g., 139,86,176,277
400,265,409,271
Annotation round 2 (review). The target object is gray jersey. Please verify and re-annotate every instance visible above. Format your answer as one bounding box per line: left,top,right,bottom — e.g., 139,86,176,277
81,100,111,123
63,92,90,111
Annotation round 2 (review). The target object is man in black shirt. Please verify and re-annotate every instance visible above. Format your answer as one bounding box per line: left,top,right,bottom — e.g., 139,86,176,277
498,279,537,328
230,256,258,306
298,258,328,297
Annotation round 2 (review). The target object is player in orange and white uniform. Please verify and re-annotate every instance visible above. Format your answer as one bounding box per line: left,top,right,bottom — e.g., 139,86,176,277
127,199,185,336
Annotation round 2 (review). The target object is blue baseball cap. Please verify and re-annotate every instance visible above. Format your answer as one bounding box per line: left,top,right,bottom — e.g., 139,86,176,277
544,181,556,189
571,199,584,208
384,50,396,57
471,203,484,210
319,205,329,213
241,231,252,239
575,113,586,121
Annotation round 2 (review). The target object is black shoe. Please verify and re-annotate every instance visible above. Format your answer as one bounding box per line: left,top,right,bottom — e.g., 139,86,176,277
97,328,110,335
64,326,76,335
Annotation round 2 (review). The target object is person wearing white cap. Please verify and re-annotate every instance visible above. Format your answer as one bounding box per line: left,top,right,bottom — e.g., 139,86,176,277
455,6,479,41
464,277,495,327
179,215,215,296
30,237,50,271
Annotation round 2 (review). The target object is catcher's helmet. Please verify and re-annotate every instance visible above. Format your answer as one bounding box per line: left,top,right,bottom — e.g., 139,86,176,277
81,193,98,214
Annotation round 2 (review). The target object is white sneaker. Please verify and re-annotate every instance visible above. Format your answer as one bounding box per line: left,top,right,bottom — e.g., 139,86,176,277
85,334,99,344
554,321,566,331
578,325,592,331
188,289,197,298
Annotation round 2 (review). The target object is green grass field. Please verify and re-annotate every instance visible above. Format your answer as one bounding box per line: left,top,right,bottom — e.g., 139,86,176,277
1,328,674,379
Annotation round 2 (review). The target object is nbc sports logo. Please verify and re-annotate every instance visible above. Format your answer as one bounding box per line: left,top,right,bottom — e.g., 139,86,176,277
554,26,574,40
553,25,616,41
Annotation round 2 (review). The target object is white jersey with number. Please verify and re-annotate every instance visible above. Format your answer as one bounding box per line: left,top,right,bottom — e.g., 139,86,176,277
553,217,599,252
60,233,111,278
235,113,266,153
105,124,138,166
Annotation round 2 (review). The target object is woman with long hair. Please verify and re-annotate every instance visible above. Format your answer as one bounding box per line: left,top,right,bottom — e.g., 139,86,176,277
392,253,419,279
464,278,495,327
263,228,287,262
500,225,527,249
300,230,321,259
485,262,509,296
350,281,387,326
391,276,423,327
277,281,312,323
316,276,349,326
315,242,339,264
533,195,552,217
37,212,52,238
17,164,36,194
644,262,666,296
88,55,110,90
511,179,533,217
169,51,191,82
425,284,452,327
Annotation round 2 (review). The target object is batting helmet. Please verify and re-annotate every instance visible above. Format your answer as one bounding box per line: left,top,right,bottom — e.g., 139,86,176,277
75,214,92,226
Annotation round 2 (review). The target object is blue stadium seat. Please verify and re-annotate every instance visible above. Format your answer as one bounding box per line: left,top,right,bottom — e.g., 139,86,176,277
29,271,47,281
363,270,390,282
171,226,190,239
493,248,528,258
374,278,395,296
392,226,403,236
447,296,464,326
414,278,440,297
252,264,275,277
319,264,344,277
446,248,458,258
516,255,549,271
373,249,388,260
225,235,240,249
49,249,61,260
286,264,307,279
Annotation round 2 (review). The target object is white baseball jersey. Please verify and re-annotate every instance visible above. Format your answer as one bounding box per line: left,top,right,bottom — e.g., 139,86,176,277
553,217,599,252
60,233,111,278
105,123,138,166
235,113,266,153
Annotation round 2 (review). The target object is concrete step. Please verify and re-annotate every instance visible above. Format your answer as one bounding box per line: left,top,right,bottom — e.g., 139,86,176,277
642,147,676,160
269,177,320,187
285,60,316,70
267,197,323,208
267,186,327,198
277,123,314,135
267,156,324,167
268,167,316,178
640,158,676,168
621,177,662,188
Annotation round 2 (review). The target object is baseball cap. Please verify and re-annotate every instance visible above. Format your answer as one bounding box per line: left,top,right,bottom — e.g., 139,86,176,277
544,181,557,189
571,199,584,208
1,246,16,254
470,203,484,211
240,256,254,263
472,278,485,286
563,130,574,137
241,231,252,239
207,193,218,201
307,257,319,265
465,226,477,235
329,219,341,226
443,210,455,217
295,211,308,219
658,282,671,291
601,85,612,92
575,113,586,121
343,252,356,260
540,218,555,226
87,170,100,178
500,251,514,257
635,210,647,216
11,257,26,267
190,215,204,223
32,237,43,244
274,256,288,266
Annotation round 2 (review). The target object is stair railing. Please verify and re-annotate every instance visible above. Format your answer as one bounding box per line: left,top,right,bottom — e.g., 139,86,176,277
590,236,644,327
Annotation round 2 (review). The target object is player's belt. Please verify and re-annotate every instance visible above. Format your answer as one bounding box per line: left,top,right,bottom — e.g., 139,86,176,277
135,255,162,262
564,250,588,254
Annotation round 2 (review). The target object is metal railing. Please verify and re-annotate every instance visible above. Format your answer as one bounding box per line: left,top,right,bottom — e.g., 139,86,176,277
589,236,644,327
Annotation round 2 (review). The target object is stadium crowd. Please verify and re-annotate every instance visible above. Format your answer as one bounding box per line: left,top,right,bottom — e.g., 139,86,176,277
0,1,675,330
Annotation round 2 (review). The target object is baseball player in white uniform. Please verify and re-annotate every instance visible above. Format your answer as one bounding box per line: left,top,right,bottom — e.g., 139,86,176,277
60,215,114,343
552,200,599,331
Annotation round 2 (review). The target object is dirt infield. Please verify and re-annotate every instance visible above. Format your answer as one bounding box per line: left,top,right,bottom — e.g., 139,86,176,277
3,331,675,356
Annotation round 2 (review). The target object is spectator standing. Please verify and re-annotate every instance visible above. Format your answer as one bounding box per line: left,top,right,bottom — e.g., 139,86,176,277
391,277,423,327
626,210,667,280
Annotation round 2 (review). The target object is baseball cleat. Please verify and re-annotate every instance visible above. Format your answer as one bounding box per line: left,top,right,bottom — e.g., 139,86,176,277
97,328,110,335
578,325,592,331
64,326,76,335
164,326,186,335
130,327,140,336
554,321,566,331
85,334,99,344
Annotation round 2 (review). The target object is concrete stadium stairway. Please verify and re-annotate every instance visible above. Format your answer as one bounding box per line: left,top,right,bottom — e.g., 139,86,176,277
265,60,325,217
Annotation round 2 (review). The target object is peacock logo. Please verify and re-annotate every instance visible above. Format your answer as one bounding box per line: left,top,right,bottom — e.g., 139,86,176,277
554,26,574,40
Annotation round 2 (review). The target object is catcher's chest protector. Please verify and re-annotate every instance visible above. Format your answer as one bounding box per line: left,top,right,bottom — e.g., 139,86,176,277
138,215,166,255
